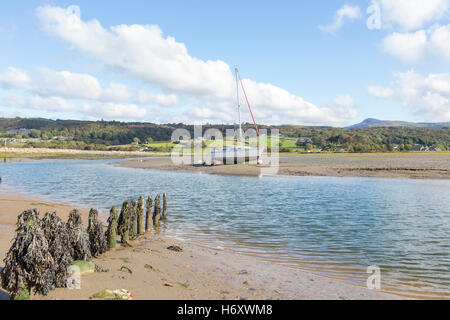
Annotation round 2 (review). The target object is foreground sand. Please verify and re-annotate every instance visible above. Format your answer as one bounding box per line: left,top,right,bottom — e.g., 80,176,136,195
0,190,400,300
118,153,450,179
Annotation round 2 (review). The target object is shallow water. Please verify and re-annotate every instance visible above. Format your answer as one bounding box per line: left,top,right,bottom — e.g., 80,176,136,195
1,159,449,298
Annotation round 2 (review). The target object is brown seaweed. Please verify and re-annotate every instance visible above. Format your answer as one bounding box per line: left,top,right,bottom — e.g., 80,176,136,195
117,201,131,244
41,211,72,288
87,208,107,257
66,209,91,261
1,209,56,298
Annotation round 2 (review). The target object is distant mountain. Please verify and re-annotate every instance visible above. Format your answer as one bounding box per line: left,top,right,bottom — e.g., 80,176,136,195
347,118,450,129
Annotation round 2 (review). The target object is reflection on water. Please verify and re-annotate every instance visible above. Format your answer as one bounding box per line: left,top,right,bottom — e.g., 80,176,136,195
1,159,449,298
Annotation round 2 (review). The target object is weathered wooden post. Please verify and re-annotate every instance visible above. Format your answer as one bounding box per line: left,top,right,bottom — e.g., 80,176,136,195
162,193,167,219
145,196,153,232
130,200,138,239
106,206,118,250
1,209,54,299
153,194,161,227
118,201,131,245
87,208,107,257
67,209,91,261
137,196,145,235
41,211,72,288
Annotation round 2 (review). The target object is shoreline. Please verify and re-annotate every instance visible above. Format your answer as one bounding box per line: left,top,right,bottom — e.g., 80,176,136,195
117,153,450,179
0,189,401,300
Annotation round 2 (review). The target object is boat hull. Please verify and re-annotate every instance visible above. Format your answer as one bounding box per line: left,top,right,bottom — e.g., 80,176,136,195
210,147,261,165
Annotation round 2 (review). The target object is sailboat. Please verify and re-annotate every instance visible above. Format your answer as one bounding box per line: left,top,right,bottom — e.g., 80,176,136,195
210,68,262,165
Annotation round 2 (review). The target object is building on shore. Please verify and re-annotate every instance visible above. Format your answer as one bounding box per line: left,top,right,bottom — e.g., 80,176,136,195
410,145,442,152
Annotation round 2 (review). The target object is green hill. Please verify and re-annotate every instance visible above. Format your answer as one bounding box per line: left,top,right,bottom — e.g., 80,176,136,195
347,118,450,129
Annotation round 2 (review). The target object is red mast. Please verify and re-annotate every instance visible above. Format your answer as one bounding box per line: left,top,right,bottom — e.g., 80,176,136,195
236,69,260,148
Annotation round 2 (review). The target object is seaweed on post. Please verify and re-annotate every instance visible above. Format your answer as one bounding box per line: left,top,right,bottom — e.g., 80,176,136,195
118,201,131,245
67,209,91,261
87,208,107,257
145,196,153,232
129,200,138,239
41,211,72,288
137,196,145,235
153,194,161,227
1,209,56,299
162,193,167,219
106,206,118,250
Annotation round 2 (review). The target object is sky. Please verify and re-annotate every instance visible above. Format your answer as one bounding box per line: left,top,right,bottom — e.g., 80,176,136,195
0,0,449,126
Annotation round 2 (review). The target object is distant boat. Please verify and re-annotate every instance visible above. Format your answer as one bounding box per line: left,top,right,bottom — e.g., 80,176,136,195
211,68,262,165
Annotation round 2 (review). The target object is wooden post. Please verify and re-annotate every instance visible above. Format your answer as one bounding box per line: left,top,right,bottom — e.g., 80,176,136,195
145,196,153,232
130,200,138,239
106,206,118,250
118,201,130,244
87,208,107,257
67,209,91,261
137,196,145,235
162,193,167,219
153,194,161,227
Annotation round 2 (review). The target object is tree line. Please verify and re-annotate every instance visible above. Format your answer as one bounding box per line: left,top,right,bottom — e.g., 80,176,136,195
0,117,448,152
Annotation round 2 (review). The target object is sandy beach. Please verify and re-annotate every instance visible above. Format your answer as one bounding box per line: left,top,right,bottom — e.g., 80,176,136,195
0,189,400,300
118,153,450,179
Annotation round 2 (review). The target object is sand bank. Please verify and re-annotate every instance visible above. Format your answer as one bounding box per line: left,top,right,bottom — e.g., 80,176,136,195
117,153,450,179
0,147,160,161
0,190,400,300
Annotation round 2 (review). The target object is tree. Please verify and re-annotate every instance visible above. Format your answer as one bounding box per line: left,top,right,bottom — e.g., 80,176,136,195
133,137,140,144
146,137,153,144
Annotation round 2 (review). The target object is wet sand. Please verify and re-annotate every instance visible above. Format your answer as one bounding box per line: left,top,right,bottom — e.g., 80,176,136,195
118,153,450,179
0,190,399,300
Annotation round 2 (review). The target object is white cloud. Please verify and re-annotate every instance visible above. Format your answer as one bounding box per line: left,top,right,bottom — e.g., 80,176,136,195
137,91,178,107
368,71,450,121
38,67,102,100
190,79,357,126
366,1,450,64
1,93,149,121
380,24,450,64
430,24,450,63
36,5,234,99
368,0,450,31
381,30,428,64
3,94,78,112
0,67,135,102
0,67,31,90
34,4,357,125
319,5,362,34
82,102,148,119
102,82,134,102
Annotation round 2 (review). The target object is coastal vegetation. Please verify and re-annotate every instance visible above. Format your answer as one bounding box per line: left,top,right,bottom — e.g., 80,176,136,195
0,117,448,153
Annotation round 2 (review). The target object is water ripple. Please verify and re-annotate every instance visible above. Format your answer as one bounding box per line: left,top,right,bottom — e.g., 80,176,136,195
1,159,449,298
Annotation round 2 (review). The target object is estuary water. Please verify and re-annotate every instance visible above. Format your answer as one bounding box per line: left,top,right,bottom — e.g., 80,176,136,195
1,159,449,298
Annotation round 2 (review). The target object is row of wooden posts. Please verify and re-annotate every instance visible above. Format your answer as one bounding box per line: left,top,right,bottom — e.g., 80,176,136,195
107,193,167,249
0,193,168,299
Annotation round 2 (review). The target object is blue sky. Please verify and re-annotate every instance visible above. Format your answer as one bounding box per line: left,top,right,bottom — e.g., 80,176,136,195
0,1,449,126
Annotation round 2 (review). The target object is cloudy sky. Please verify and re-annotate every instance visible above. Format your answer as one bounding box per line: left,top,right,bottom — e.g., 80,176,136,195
0,0,449,126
